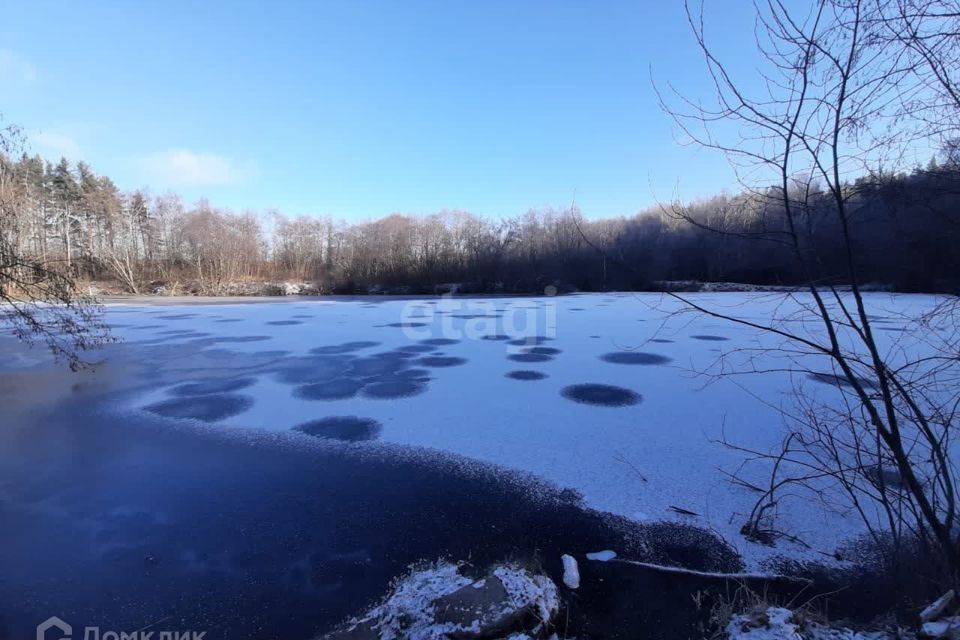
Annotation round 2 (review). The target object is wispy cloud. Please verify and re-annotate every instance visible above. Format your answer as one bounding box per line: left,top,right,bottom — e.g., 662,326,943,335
34,131,82,159
0,49,38,84
139,149,258,187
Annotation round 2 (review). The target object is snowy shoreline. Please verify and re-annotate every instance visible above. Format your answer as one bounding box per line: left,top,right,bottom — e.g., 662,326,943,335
79,277,905,301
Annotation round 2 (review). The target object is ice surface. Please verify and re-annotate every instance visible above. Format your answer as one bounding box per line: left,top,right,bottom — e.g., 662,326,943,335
81,291,953,569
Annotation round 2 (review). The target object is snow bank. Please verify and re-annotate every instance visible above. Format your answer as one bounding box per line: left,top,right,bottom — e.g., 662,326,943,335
328,561,559,640
492,565,560,630
338,562,471,639
727,607,892,640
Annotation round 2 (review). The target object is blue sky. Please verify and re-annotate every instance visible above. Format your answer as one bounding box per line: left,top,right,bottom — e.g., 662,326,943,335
1,1,765,220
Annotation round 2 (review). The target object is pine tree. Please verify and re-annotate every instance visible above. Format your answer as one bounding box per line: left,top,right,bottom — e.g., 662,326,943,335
49,158,80,270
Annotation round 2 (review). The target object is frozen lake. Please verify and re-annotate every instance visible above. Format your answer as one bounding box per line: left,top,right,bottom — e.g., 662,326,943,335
0,291,946,638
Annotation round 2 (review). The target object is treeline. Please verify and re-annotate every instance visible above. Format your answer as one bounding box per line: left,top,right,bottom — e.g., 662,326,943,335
2,152,959,294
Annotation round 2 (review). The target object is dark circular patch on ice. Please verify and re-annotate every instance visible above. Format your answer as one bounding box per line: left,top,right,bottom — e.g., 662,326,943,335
416,356,467,368
349,357,406,377
362,379,428,399
209,336,271,344
600,352,673,365
294,378,364,401
145,394,253,422
807,372,878,390
508,353,553,363
130,324,165,330
396,344,437,353
291,314,315,319
366,368,431,384
310,345,353,355
273,357,350,384
507,337,552,346
561,383,641,407
157,313,197,320
344,341,381,350
649,338,674,343
569,308,585,311
370,350,418,361
311,341,381,355
214,318,244,323
420,338,460,346
523,346,562,356
481,334,511,341
199,348,237,360
267,320,303,326
399,368,432,381
294,416,382,442
506,370,548,381
381,322,429,328
251,350,291,359
170,377,257,396
449,313,500,319
136,332,211,344
690,335,729,341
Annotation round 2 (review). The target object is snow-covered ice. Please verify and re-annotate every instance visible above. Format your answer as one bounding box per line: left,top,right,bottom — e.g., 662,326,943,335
80,291,952,569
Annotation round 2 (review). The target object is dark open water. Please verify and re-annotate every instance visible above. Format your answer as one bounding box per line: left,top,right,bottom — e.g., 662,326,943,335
0,344,740,640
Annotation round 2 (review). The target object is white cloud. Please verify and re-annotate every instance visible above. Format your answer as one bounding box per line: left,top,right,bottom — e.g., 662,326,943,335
34,131,81,159
0,49,37,84
139,149,258,187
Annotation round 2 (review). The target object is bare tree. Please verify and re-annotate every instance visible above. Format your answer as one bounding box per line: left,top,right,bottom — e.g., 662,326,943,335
644,0,960,589
0,121,112,370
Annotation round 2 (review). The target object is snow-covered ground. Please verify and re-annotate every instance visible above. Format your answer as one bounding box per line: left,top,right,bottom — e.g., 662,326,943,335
74,292,952,569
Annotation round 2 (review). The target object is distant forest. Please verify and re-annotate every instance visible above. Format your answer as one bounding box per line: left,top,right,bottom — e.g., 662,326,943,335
2,151,959,295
